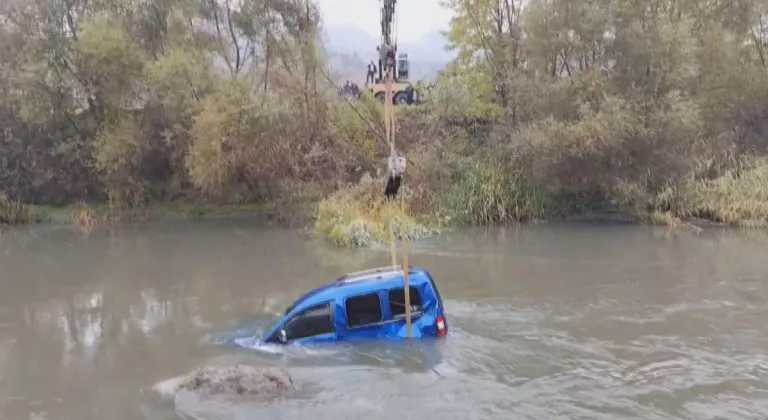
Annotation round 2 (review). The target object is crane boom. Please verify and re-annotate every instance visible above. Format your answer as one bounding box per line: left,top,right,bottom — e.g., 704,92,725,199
378,0,397,83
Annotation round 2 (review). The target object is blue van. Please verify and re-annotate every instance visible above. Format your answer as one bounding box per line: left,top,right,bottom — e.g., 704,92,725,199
260,265,448,345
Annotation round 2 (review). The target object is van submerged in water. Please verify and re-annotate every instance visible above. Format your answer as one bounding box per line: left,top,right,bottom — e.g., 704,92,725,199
259,265,448,345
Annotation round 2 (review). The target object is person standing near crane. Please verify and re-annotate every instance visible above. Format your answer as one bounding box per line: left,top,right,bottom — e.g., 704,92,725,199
367,61,377,84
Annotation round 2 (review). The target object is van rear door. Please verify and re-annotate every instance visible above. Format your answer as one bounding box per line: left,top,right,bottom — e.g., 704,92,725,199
424,272,448,335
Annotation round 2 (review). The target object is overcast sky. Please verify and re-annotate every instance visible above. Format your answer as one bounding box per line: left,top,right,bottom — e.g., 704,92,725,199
317,0,454,42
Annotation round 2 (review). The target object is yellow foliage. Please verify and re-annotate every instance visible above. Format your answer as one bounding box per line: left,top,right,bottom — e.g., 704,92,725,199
313,176,439,247
186,79,293,198
186,80,251,196
77,15,145,109
93,117,148,206
144,48,213,111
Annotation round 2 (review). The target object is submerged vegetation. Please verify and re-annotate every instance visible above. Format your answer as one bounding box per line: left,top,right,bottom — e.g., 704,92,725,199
3,0,768,243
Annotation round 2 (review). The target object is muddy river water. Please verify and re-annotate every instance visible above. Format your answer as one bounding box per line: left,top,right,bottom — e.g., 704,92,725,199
0,221,767,420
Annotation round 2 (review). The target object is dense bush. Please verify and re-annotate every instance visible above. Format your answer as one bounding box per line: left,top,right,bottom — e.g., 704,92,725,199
313,175,438,247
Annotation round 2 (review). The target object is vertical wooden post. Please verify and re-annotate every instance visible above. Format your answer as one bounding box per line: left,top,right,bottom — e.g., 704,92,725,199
389,214,397,267
401,193,412,339
385,70,397,269
383,66,411,339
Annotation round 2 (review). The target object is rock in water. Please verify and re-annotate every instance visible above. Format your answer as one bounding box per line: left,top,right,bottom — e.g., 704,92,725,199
178,365,294,397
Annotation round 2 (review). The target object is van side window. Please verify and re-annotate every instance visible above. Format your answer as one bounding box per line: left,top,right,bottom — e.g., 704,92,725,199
283,302,334,340
388,286,423,317
345,293,383,327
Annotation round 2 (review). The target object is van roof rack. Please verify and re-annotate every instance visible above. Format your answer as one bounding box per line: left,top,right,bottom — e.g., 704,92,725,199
336,265,415,284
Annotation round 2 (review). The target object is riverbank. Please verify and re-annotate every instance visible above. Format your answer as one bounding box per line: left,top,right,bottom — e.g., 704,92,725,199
1,199,304,231
0,190,717,246
0,185,752,236
3,152,766,243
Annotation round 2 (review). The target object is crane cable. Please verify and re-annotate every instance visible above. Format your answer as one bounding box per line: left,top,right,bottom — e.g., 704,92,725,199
379,0,412,339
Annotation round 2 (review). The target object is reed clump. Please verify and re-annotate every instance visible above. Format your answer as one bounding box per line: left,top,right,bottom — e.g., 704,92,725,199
71,202,98,233
658,157,768,228
0,194,35,225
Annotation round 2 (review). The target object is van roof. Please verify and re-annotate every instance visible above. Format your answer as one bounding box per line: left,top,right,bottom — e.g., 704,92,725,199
283,266,433,316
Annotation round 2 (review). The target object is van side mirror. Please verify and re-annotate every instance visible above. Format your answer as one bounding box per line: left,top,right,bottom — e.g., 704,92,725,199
278,329,287,343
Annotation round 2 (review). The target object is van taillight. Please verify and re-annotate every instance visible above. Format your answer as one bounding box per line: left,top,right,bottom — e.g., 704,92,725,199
436,315,446,336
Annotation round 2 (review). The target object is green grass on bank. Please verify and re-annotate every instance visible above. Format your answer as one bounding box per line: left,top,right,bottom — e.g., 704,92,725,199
0,198,287,228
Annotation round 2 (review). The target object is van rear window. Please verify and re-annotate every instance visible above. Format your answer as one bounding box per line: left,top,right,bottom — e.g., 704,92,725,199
388,286,423,317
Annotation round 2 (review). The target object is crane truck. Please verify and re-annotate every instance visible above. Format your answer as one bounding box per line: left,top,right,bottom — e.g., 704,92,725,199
366,0,415,105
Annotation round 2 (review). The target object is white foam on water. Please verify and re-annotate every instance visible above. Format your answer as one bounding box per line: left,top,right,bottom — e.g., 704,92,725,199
231,336,347,360
232,336,262,350
236,339,286,355
152,375,186,400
